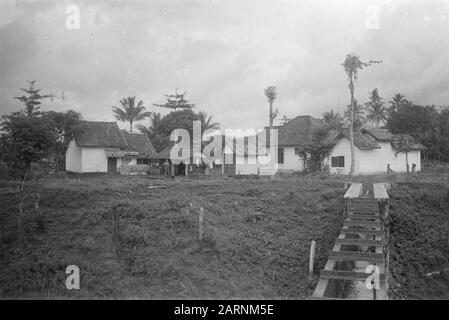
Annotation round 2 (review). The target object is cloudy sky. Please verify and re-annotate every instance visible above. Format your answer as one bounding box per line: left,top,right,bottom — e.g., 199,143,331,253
1,0,449,130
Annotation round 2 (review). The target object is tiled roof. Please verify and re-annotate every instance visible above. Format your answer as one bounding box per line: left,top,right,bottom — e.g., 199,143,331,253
73,121,128,149
121,131,158,158
331,129,381,150
362,128,394,142
391,134,426,150
277,115,324,146
156,144,197,161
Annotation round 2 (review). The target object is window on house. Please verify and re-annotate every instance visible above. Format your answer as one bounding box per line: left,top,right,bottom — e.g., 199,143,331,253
278,148,284,164
331,156,345,168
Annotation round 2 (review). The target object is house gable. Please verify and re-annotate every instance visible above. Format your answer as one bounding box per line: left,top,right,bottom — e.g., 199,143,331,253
277,115,323,147
73,121,128,149
121,131,158,158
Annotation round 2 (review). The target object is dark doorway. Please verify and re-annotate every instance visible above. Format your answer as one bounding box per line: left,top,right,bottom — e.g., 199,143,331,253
176,162,186,176
107,157,117,173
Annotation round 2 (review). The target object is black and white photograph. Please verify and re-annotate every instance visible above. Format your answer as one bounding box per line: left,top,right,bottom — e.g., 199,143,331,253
0,0,448,306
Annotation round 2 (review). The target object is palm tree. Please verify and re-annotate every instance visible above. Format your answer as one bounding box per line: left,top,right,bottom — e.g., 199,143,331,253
322,109,344,131
365,88,387,127
136,112,163,136
198,111,220,134
342,53,382,176
112,96,151,132
264,86,278,128
343,100,366,130
388,93,407,115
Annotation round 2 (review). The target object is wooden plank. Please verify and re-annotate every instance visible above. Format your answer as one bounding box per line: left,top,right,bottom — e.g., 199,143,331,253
340,228,383,236
351,198,377,203
351,203,378,207
344,183,362,199
373,183,389,200
309,240,316,279
349,205,378,209
199,207,204,240
328,251,384,263
312,227,348,297
351,204,378,209
320,270,386,281
335,238,384,247
350,206,378,210
348,209,378,214
344,220,381,228
347,213,379,220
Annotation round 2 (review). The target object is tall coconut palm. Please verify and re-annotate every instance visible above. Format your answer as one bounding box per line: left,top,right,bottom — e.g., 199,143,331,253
264,86,278,128
342,54,382,176
365,88,387,127
112,96,151,132
136,112,163,136
322,109,344,131
343,100,366,130
388,93,407,115
198,111,220,134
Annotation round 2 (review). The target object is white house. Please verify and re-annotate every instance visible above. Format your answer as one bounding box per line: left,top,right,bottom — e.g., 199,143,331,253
65,121,156,173
221,115,425,176
221,116,320,175
326,128,424,175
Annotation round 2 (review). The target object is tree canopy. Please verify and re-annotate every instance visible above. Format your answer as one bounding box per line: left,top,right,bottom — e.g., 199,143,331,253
296,125,335,172
365,88,387,127
153,90,196,110
113,96,151,132
386,100,449,162
14,80,53,117
1,114,56,174
322,109,344,132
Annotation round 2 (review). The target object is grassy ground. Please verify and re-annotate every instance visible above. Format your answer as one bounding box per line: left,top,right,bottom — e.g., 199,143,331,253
388,182,449,299
0,174,345,299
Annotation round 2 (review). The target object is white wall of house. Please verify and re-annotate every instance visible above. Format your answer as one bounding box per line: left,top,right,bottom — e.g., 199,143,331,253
81,147,108,172
327,137,421,175
277,146,303,172
65,139,141,173
232,154,278,175
326,138,356,175
65,140,82,172
406,150,421,172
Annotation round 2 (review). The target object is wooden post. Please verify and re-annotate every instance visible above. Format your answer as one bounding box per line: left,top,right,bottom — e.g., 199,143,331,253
309,240,316,279
199,207,204,241
185,164,189,177
111,205,121,254
34,193,45,234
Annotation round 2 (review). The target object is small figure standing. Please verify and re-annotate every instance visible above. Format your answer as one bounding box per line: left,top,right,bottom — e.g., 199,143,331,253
163,160,170,176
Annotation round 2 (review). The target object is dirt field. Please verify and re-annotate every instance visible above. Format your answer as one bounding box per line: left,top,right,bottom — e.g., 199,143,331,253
388,182,449,299
0,174,345,299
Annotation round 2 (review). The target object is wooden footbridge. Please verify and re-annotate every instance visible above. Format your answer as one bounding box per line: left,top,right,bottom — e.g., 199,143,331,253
311,182,390,300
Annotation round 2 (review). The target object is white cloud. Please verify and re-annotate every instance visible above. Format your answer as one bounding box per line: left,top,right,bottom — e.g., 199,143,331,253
1,0,449,130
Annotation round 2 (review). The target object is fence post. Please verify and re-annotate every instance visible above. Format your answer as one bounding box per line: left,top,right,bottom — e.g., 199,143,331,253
111,205,121,255
199,207,204,241
309,240,316,279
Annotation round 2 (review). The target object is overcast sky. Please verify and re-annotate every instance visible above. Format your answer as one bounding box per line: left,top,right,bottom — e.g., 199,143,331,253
1,0,449,130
